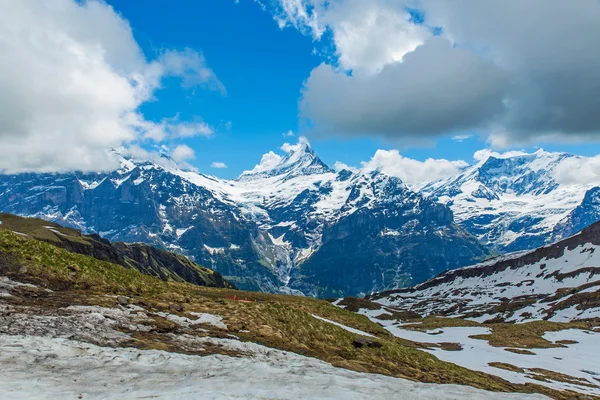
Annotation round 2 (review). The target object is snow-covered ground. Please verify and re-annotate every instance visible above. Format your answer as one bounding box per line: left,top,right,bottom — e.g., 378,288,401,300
374,235,600,323
0,334,549,400
311,314,375,337
353,306,600,396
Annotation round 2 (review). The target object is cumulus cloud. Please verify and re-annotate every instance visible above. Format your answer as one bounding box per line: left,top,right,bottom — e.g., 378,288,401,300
244,151,283,174
281,135,310,153
472,149,529,163
361,149,468,187
171,145,196,162
269,0,600,146
0,0,222,173
554,156,600,186
301,38,508,139
333,161,357,172
210,161,228,169
275,0,430,74
421,0,600,145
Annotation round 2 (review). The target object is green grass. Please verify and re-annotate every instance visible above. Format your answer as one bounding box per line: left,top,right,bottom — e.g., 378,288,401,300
0,212,90,245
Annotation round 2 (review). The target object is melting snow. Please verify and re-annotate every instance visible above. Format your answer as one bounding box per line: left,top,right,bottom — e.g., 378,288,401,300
0,334,548,400
311,314,375,338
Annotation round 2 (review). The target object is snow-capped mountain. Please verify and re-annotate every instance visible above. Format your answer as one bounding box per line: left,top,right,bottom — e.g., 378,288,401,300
420,149,600,253
0,139,488,297
370,219,600,323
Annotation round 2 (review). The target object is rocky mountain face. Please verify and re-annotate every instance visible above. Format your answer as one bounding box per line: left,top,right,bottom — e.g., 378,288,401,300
419,149,600,254
370,220,600,323
0,140,489,297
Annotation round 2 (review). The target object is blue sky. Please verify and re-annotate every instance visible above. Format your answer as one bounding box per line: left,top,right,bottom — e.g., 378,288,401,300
103,0,600,179
2,1,599,178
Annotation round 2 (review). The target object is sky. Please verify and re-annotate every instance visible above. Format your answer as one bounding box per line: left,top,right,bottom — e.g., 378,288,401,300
1,0,600,181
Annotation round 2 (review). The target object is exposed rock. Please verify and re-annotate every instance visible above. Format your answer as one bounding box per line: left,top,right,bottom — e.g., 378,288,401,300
352,338,383,349
0,213,236,290
169,303,184,312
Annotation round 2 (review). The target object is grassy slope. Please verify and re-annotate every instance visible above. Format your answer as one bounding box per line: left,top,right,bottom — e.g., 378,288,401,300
0,229,586,400
0,213,233,289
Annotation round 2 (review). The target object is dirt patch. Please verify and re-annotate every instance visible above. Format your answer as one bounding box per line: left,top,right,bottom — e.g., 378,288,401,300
505,348,536,355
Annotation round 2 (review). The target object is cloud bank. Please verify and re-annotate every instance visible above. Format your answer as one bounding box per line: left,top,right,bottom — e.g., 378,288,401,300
0,0,221,173
273,0,600,147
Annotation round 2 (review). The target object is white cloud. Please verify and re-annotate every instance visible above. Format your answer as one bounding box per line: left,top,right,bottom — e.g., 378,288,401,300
274,0,326,40
281,135,310,153
333,161,357,172
472,148,528,163
274,0,429,74
268,0,600,146
210,161,228,169
361,149,468,188
158,48,225,94
452,134,471,142
283,130,295,137
244,151,283,174
171,145,196,162
0,0,222,173
554,156,600,186
170,121,214,138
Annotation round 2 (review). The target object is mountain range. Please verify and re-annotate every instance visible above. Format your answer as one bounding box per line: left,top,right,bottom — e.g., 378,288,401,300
337,220,600,396
1,139,598,297
421,149,600,253
369,219,600,324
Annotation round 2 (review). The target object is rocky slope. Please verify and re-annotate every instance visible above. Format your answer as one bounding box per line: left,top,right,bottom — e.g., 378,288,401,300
0,213,234,289
369,220,600,323
420,149,600,254
0,139,489,297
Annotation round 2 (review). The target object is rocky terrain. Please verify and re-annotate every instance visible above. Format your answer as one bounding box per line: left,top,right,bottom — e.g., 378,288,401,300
370,220,600,323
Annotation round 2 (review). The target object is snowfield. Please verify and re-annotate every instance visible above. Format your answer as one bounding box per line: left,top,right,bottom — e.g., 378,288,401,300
368,323,600,396
0,334,549,400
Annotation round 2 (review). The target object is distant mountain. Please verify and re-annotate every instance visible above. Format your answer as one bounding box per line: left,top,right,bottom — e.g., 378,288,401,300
0,212,234,289
370,219,600,323
0,139,489,297
419,149,600,253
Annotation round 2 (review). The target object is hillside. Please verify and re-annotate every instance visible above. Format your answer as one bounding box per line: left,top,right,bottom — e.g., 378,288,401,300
335,222,600,397
0,213,234,289
0,226,571,399
370,220,600,323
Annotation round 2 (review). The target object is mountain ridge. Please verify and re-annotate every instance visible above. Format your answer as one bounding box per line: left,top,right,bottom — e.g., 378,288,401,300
419,148,600,253
0,212,235,289
0,139,489,297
